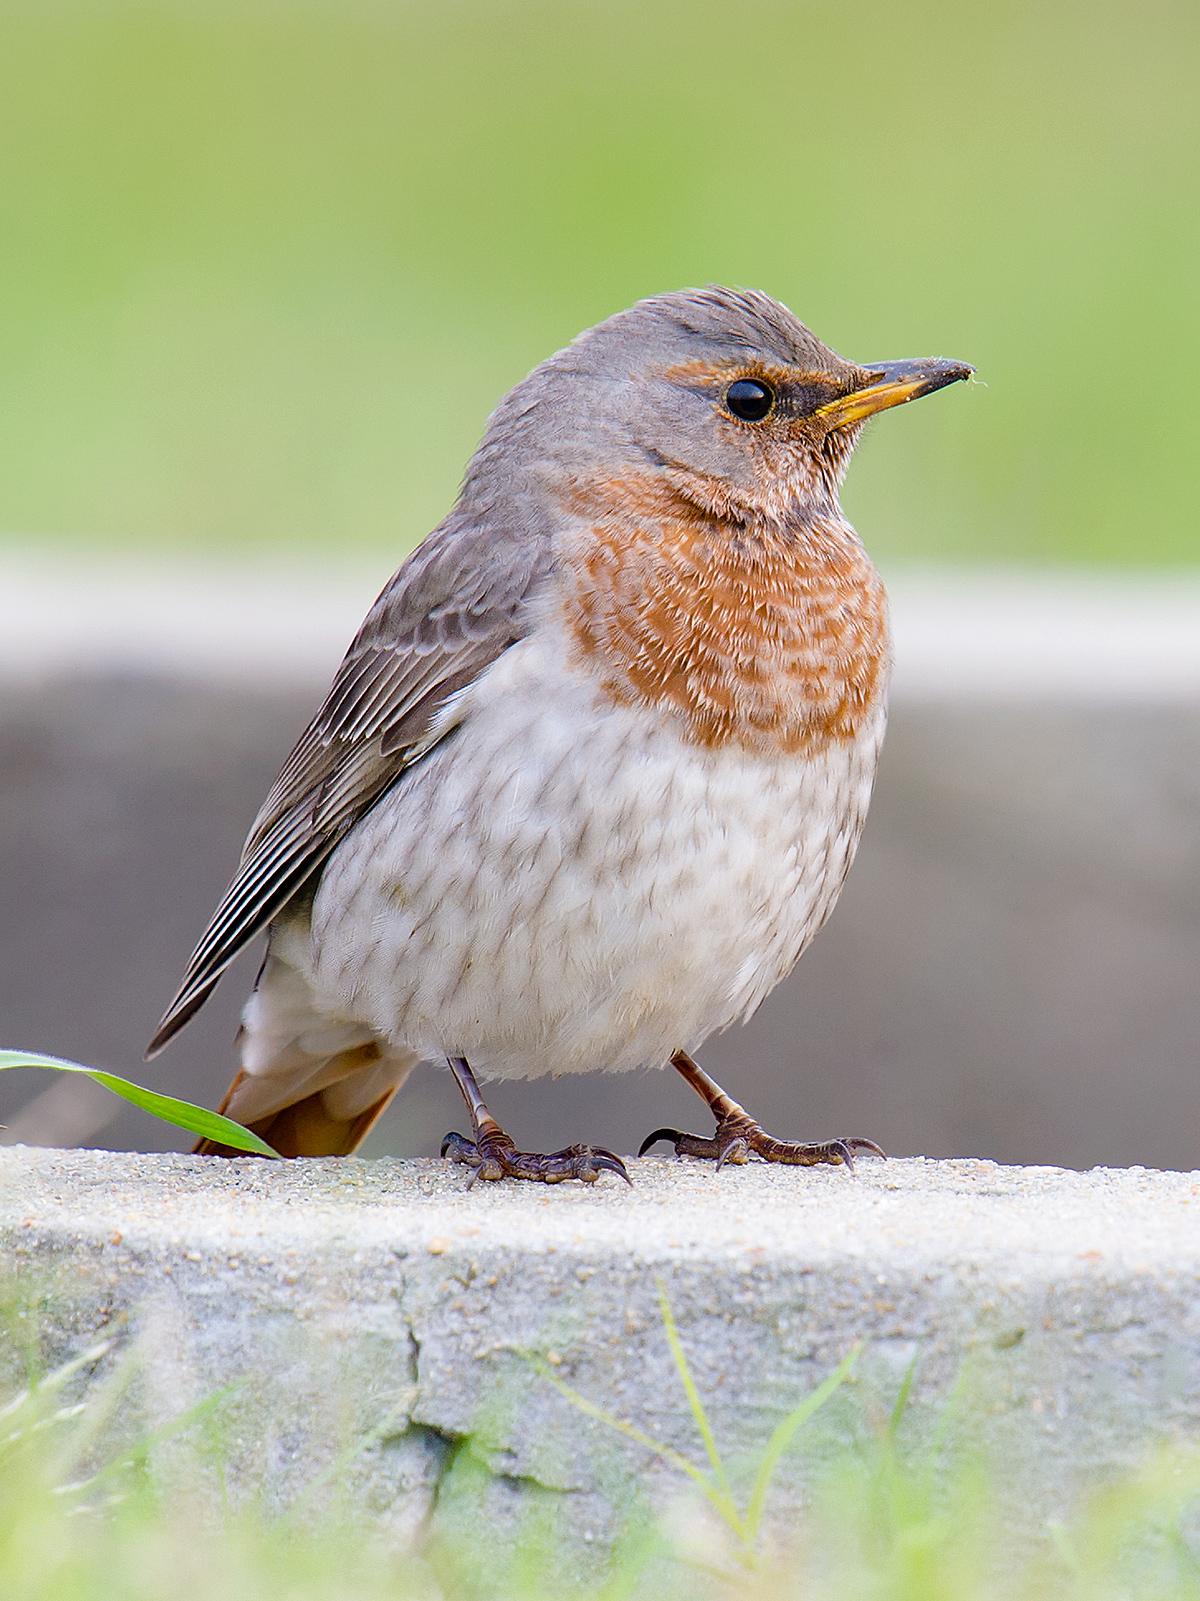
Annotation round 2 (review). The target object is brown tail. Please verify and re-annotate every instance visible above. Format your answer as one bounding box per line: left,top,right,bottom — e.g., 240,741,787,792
195,1040,417,1158
191,918,420,1159
196,1070,398,1157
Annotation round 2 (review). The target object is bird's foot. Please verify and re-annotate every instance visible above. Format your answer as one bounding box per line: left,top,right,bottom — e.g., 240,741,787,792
441,1056,631,1188
441,1128,631,1188
639,1110,885,1173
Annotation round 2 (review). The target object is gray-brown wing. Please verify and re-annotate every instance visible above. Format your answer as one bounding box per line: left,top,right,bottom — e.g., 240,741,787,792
146,513,555,1056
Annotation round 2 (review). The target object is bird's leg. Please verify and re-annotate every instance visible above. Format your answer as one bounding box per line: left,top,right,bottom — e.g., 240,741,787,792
639,1050,885,1173
440,1056,630,1187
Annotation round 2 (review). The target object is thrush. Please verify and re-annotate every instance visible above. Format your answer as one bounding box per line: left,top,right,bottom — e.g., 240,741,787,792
148,287,970,1183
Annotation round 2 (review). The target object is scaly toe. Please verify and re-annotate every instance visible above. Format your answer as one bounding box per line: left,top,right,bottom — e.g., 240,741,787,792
747,1131,888,1170
447,1137,630,1186
526,1144,631,1186
639,1118,886,1173
441,1131,508,1186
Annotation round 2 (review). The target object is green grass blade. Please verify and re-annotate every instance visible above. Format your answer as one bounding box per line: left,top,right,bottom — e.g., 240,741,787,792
1046,1520,1083,1579
531,1360,733,1521
887,1344,920,1442
0,1050,279,1157
64,1381,249,1496
919,1347,977,1498
743,1342,863,1547
280,1388,418,1525
0,1338,119,1461
654,1279,742,1537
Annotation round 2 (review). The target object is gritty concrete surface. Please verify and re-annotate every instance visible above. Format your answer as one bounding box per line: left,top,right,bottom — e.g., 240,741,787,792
3,1146,1200,1559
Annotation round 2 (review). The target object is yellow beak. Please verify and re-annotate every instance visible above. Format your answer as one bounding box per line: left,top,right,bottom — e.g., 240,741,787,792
814,356,974,428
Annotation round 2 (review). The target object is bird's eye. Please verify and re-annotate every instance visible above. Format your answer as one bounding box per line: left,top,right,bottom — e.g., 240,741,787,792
725,378,775,421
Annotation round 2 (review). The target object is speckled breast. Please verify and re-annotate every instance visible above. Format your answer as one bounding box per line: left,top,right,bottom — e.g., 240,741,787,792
560,471,890,759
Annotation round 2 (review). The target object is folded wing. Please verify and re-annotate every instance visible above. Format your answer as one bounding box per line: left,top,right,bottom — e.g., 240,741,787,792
146,512,554,1056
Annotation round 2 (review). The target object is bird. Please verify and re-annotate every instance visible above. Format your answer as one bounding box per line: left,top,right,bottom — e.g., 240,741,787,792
147,286,971,1184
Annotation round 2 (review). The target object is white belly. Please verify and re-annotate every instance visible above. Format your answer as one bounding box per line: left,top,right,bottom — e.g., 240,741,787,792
306,625,887,1081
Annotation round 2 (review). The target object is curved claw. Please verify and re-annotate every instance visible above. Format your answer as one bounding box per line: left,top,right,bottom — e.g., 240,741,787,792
845,1137,887,1160
820,1135,889,1173
638,1127,685,1157
827,1138,856,1173
585,1149,633,1187
715,1134,751,1171
441,1131,478,1162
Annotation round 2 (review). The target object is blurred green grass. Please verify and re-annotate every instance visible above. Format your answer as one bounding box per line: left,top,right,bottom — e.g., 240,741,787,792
0,0,1196,564
7,1301,1200,1601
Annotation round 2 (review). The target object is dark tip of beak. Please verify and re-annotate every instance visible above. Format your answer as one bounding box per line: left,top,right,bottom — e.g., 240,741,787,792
860,357,975,398
813,355,974,428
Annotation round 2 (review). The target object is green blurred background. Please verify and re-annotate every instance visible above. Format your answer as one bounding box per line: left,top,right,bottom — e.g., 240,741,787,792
0,0,1196,566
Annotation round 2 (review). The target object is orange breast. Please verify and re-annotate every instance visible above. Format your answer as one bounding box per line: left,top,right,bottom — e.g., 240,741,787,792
561,473,889,756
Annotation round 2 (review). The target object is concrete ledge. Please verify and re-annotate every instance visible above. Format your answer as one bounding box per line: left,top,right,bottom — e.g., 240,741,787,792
3,1148,1200,1557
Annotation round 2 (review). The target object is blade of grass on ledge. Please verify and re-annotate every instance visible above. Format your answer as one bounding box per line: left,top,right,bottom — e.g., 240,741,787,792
0,1050,279,1157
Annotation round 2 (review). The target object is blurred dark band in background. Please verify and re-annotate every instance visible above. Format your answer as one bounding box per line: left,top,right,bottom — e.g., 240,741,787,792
5,571,1200,1170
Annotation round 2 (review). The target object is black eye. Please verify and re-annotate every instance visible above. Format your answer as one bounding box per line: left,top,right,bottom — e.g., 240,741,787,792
725,378,775,421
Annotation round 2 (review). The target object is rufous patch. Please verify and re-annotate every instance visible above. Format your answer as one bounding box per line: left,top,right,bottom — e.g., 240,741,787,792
561,472,889,756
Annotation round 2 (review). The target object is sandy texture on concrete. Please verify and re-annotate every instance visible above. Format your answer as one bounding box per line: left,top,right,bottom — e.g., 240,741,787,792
3,1147,1200,1558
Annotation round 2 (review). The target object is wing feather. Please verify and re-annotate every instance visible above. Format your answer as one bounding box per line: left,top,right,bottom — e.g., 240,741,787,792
147,511,554,1056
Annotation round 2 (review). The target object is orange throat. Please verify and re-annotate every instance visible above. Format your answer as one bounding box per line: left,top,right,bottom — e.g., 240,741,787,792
562,473,890,756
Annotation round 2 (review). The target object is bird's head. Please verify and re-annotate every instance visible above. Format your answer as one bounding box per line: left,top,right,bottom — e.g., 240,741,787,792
470,286,972,528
